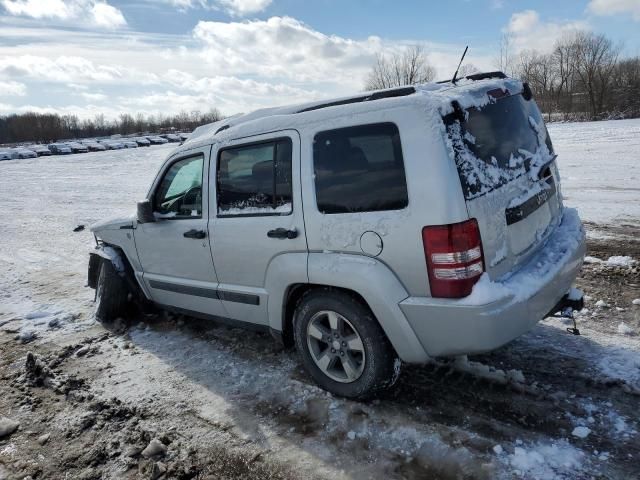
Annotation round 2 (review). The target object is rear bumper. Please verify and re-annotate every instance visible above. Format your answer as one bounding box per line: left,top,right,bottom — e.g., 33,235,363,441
399,208,586,358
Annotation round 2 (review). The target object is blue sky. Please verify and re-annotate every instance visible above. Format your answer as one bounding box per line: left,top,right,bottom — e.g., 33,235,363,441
1,0,638,119
119,0,640,49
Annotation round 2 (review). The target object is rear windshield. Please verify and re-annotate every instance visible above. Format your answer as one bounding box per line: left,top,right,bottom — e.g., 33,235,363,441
445,92,554,199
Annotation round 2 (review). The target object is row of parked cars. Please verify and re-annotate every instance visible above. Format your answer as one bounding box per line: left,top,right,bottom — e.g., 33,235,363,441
0,133,189,160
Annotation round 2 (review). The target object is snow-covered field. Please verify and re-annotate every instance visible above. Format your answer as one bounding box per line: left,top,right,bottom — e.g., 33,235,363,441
0,121,639,479
549,119,640,226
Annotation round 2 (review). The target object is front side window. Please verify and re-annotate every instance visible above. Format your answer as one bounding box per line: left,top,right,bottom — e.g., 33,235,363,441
217,139,292,215
313,123,408,214
154,155,203,218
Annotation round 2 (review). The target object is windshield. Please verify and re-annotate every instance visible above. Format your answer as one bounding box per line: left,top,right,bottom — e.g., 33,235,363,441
445,92,554,199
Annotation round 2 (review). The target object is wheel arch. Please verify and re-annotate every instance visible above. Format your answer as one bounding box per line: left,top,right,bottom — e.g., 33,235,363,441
89,243,147,302
280,284,372,348
276,253,429,363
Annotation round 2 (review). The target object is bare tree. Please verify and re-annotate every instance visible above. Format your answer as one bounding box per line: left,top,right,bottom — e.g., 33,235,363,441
134,113,146,132
495,33,514,76
552,34,580,119
515,49,556,119
572,32,621,118
506,30,634,121
611,57,640,116
364,45,436,90
119,113,136,134
457,63,480,78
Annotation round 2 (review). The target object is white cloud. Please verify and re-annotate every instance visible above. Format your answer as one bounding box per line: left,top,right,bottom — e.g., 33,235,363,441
0,0,126,28
0,80,27,96
0,55,158,84
79,92,108,102
91,2,126,28
587,0,640,21
191,16,494,88
508,10,539,33
0,14,495,119
166,0,201,8
505,10,589,53
192,16,386,86
161,70,322,111
162,0,271,15
1,0,71,18
0,101,128,120
217,0,271,16
0,74,320,120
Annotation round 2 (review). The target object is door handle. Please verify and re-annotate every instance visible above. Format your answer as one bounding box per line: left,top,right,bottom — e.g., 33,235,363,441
267,228,298,239
184,229,206,239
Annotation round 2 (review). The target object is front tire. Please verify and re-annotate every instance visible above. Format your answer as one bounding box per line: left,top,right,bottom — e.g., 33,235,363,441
293,289,400,399
95,259,128,323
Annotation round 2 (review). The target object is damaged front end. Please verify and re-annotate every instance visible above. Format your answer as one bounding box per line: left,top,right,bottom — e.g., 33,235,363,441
87,244,125,290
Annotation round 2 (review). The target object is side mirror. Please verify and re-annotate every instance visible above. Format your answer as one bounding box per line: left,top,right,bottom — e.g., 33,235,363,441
137,199,156,224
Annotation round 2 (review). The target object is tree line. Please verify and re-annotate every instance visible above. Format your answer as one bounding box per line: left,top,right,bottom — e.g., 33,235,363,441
367,31,639,122
0,109,222,145
502,31,640,121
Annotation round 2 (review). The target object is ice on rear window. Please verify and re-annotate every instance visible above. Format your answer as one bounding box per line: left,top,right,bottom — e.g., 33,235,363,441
444,91,555,200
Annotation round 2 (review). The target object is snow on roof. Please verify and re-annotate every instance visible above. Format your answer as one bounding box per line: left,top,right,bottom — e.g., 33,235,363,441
176,75,523,155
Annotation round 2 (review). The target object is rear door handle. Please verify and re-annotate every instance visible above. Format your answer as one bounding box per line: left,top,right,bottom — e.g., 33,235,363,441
184,229,206,239
267,228,298,239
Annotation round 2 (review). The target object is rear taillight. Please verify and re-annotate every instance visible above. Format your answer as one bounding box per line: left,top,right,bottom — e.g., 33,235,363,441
422,219,485,298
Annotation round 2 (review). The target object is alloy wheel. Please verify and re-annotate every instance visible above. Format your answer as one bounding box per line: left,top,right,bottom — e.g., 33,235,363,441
306,310,366,383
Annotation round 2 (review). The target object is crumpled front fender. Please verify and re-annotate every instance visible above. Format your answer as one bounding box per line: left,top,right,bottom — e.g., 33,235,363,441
87,245,125,289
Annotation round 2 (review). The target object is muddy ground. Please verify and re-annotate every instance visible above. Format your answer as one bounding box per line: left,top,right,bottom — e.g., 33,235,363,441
1,231,639,480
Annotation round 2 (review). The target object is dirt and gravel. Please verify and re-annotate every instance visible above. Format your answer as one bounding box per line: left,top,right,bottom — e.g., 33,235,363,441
1,233,639,480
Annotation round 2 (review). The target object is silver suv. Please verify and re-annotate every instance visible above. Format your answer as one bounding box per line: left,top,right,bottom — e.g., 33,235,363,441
88,72,586,398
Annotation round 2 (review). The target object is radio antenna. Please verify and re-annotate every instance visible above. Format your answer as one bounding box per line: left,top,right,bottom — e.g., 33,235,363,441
451,46,469,84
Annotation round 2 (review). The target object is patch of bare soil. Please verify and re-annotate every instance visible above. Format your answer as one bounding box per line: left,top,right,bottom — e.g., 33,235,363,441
0,335,298,480
578,229,640,335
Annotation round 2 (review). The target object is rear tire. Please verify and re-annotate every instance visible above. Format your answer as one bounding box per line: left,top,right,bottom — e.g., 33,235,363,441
95,259,128,323
293,289,400,399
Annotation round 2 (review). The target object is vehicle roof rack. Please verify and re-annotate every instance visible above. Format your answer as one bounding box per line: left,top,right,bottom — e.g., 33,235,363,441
437,71,507,84
297,86,416,114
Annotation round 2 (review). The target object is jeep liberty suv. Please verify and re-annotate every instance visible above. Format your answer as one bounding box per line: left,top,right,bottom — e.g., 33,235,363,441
88,72,586,399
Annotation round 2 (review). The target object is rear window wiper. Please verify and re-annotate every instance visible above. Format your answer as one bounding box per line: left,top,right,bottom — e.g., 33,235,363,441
532,154,558,180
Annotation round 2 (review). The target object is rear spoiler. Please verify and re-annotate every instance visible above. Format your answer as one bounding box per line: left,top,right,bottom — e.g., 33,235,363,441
437,71,507,84
441,77,532,125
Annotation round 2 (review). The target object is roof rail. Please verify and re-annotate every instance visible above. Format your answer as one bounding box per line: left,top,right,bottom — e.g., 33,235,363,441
297,86,415,114
437,71,507,84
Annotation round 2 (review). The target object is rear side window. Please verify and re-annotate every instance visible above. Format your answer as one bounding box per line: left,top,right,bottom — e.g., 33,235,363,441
217,139,292,215
313,123,408,214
